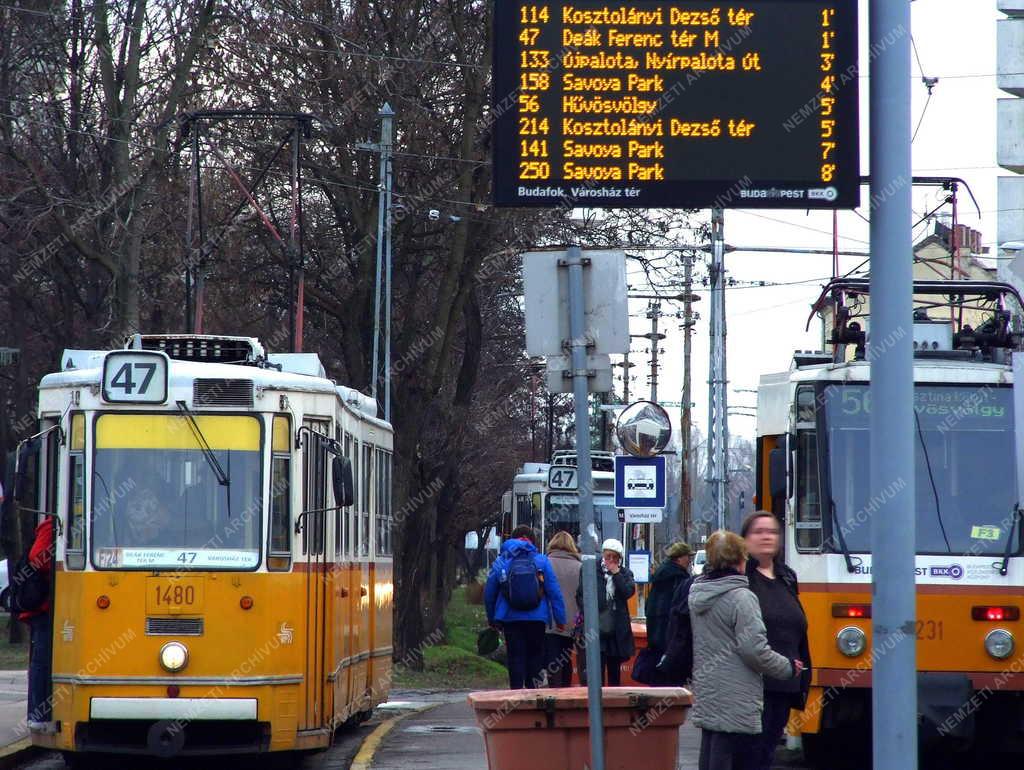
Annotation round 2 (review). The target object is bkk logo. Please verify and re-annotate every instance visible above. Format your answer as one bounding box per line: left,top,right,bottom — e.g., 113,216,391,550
929,564,964,580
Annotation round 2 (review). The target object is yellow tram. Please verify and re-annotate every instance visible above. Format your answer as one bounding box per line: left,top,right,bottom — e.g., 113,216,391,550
21,334,393,761
756,280,1024,761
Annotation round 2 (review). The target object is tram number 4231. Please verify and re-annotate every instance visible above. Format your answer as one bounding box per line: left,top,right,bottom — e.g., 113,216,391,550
916,619,943,641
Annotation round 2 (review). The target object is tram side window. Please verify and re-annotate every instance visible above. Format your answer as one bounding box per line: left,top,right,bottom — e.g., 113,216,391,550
343,434,354,558
269,415,292,569
303,422,329,556
376,450,392,556
334,429,344,558
361,443,373,556
515,494,533,531
66,413,86,569
795,387,823,551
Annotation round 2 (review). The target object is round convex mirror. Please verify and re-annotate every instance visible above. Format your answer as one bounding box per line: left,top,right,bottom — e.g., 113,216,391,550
615,400,672,458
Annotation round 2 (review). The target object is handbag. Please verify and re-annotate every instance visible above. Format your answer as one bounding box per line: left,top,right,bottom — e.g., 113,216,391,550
598,599,615,635
631,647,663,685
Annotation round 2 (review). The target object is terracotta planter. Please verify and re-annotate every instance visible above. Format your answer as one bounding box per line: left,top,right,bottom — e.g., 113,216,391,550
467,686,692,770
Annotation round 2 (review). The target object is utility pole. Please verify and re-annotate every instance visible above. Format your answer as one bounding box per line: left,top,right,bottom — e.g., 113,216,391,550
546,393,555,459
681,250,695,541
644,302,665,402
369,103,395,420
616,353,634,403
869,1,917,767
706,208,729,530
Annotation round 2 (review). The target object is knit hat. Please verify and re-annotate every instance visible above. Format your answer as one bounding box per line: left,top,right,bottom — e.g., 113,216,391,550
664,541,694,559
601,538,625,557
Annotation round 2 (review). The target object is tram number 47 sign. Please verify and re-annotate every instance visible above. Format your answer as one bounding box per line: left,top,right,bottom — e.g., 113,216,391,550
548,466,579,491
102,350,169,404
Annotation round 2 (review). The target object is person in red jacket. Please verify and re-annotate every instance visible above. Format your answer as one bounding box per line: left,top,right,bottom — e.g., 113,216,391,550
20,517,54,730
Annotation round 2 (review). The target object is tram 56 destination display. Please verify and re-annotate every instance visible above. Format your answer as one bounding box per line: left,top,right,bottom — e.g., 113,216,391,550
492,1,859,208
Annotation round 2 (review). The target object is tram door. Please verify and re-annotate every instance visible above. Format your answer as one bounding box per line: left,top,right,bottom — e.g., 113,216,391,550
301,421,330,731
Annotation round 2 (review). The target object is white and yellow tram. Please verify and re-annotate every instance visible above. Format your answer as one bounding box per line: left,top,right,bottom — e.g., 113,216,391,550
756,280,1024,760
20,334,393,761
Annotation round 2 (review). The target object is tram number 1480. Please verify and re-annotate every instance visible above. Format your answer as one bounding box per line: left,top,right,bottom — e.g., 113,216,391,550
155,585,196,606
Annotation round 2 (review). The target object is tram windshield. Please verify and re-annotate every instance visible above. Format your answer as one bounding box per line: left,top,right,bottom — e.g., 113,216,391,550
91,413,262,569
546,494,622,543
823,384,1018,556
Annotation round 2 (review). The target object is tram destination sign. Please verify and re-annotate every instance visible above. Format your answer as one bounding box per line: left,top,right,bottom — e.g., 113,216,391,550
493,0,860,208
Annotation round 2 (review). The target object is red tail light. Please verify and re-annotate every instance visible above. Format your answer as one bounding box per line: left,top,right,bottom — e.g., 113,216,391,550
972,606,1020,621
832,603,871,618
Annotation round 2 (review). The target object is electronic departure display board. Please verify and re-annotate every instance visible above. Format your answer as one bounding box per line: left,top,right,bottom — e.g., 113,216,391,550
492,1,860,208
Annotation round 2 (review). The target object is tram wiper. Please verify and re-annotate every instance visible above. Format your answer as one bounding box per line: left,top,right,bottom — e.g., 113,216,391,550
998,504,1022,576
175,401,230,487
829,499,856,574
914,411,952,553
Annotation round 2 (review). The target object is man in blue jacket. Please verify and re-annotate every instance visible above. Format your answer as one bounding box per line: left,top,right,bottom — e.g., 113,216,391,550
485,526,567,689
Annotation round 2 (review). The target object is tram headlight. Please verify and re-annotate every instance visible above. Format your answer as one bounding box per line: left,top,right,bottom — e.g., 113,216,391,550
836,626,867,657
159,641,189,672
985,629,1015,660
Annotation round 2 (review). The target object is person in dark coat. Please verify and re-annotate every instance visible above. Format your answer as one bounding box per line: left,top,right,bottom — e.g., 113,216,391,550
645,541,693,653
576,538,635,686
19,516,54,730
656,558,697,686
742,511,812,770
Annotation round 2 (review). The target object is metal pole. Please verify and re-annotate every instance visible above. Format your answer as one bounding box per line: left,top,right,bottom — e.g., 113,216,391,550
290,124,304,353
185,126,198,334
547,393,554,458
370,105,389,409
707,208,728,530
622,352,631,403
565,246,605,770
681,251,693,541
193,123,206,335
648,302,661,402
869,1,917,768
382,103,395,423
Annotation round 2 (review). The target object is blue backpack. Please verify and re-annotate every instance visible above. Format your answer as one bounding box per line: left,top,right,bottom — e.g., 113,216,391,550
502,551,544,611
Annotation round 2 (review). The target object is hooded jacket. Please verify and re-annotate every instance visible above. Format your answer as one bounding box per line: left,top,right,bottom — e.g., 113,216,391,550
688,571,796,734
485,539,567,626
645,559,690,651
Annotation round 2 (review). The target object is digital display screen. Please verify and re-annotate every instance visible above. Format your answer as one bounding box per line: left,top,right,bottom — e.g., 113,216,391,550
492,1,860,208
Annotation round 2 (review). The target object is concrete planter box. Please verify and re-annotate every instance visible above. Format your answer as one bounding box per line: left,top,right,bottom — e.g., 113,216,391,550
467,687,692,770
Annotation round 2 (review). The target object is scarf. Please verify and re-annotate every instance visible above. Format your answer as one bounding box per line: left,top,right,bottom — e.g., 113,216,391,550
601,563,615,603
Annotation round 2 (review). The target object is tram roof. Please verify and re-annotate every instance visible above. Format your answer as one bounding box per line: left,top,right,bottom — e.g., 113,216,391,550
38,350,390,428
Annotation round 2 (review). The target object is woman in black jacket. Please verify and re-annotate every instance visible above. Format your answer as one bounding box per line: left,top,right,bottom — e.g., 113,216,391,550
742,510,812,770
576,538,636,685
644,541,693,653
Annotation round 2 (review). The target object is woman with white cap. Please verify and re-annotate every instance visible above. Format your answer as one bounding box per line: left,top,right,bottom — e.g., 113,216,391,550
575,538,636,685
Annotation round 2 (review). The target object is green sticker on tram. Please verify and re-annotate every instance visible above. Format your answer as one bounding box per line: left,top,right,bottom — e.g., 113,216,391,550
971,525,1001,541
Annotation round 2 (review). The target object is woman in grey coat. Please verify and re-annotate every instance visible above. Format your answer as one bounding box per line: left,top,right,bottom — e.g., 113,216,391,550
544,531,582,687
689,530,803,770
